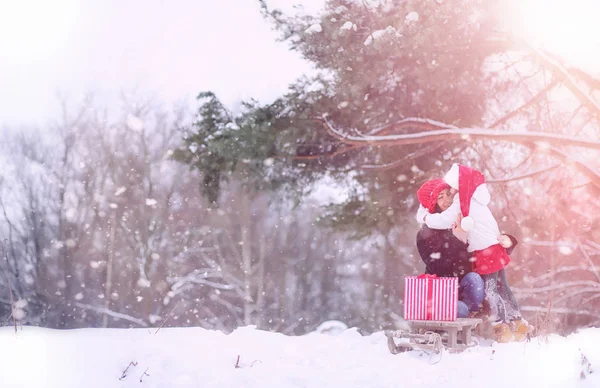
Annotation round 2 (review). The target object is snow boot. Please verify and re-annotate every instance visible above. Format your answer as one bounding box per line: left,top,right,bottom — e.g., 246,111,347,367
493,321,515,343
510,318,534,342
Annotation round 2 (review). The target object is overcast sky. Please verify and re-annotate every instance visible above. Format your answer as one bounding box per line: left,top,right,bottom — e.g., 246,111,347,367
3,0,600,128
0,0,324,127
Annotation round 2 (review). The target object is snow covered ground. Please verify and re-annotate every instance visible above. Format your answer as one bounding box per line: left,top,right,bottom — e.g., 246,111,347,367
0,323,598,388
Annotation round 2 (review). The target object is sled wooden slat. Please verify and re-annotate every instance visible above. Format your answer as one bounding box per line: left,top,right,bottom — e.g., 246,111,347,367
407,318,482,350
408,317,482,329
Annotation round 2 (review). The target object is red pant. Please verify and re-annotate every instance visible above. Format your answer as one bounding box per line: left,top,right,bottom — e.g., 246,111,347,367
472,244,511,275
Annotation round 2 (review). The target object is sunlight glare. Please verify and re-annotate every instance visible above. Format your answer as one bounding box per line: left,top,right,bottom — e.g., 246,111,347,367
512,0,600,71
0,0,77,63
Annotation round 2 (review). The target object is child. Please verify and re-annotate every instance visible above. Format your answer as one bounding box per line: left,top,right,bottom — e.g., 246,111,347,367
421,163,532,342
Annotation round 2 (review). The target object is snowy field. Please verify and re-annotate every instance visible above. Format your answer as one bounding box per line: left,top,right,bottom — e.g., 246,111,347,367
0,323,598,388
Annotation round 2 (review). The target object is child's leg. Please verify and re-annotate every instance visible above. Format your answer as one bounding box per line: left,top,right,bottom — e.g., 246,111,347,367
496,269,522,321
482,271,508,322
459,272,485,312
483,271,517,342
497,269,533,340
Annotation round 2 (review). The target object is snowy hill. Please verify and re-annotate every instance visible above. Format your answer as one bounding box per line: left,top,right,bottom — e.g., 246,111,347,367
0,324,598,388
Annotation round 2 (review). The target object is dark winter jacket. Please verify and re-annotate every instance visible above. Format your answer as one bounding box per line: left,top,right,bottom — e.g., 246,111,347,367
416,226,518,282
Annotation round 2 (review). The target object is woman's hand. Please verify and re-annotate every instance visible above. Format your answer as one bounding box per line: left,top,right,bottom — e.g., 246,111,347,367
452,213,468,244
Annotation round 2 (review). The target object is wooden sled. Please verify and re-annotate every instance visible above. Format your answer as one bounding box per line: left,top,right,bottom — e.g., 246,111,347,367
385,318,482,354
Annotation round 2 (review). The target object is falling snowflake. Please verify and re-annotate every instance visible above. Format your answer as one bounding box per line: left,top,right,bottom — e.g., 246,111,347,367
15,299,28,309
115,186,127,196
305,23,322,34
430,252,441,259
341,21,356,31
405,11,419,23
137,278,151,288
65,208,77,222
146,198,158,207
410,164,423,174
13,309,26,320
559,246,574,255
24,274,34,285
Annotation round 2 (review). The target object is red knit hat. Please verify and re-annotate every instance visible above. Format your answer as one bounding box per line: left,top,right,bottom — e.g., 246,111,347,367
443,163,485,231
417,178,450,213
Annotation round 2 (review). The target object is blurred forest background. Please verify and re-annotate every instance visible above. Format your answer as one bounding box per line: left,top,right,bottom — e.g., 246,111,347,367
1,0,599,335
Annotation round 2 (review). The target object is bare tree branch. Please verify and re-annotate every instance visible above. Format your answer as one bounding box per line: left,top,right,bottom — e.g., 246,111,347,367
169,269,235,292
577,239,600,283
321,116,600,149
360,143,444,171
523,43,600,117
74,302,148,327
513,280,600,294
490,79,559,128
546,146,600,194
320,116,600,191
565,65,600,91
520,306,600,320
487,165,561,183
520,265,600,284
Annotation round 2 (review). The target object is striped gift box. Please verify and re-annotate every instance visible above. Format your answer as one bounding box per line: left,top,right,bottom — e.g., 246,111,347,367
403,275,458,321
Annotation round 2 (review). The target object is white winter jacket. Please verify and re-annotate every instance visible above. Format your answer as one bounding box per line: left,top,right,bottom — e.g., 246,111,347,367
421,184,501,252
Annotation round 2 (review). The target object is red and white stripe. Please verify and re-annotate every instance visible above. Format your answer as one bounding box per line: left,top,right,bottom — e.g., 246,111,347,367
403,276,458,321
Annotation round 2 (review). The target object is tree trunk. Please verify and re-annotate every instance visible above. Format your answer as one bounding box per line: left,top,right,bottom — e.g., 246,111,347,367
240,190,253,325
103,209,116,328
255,230,266,329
